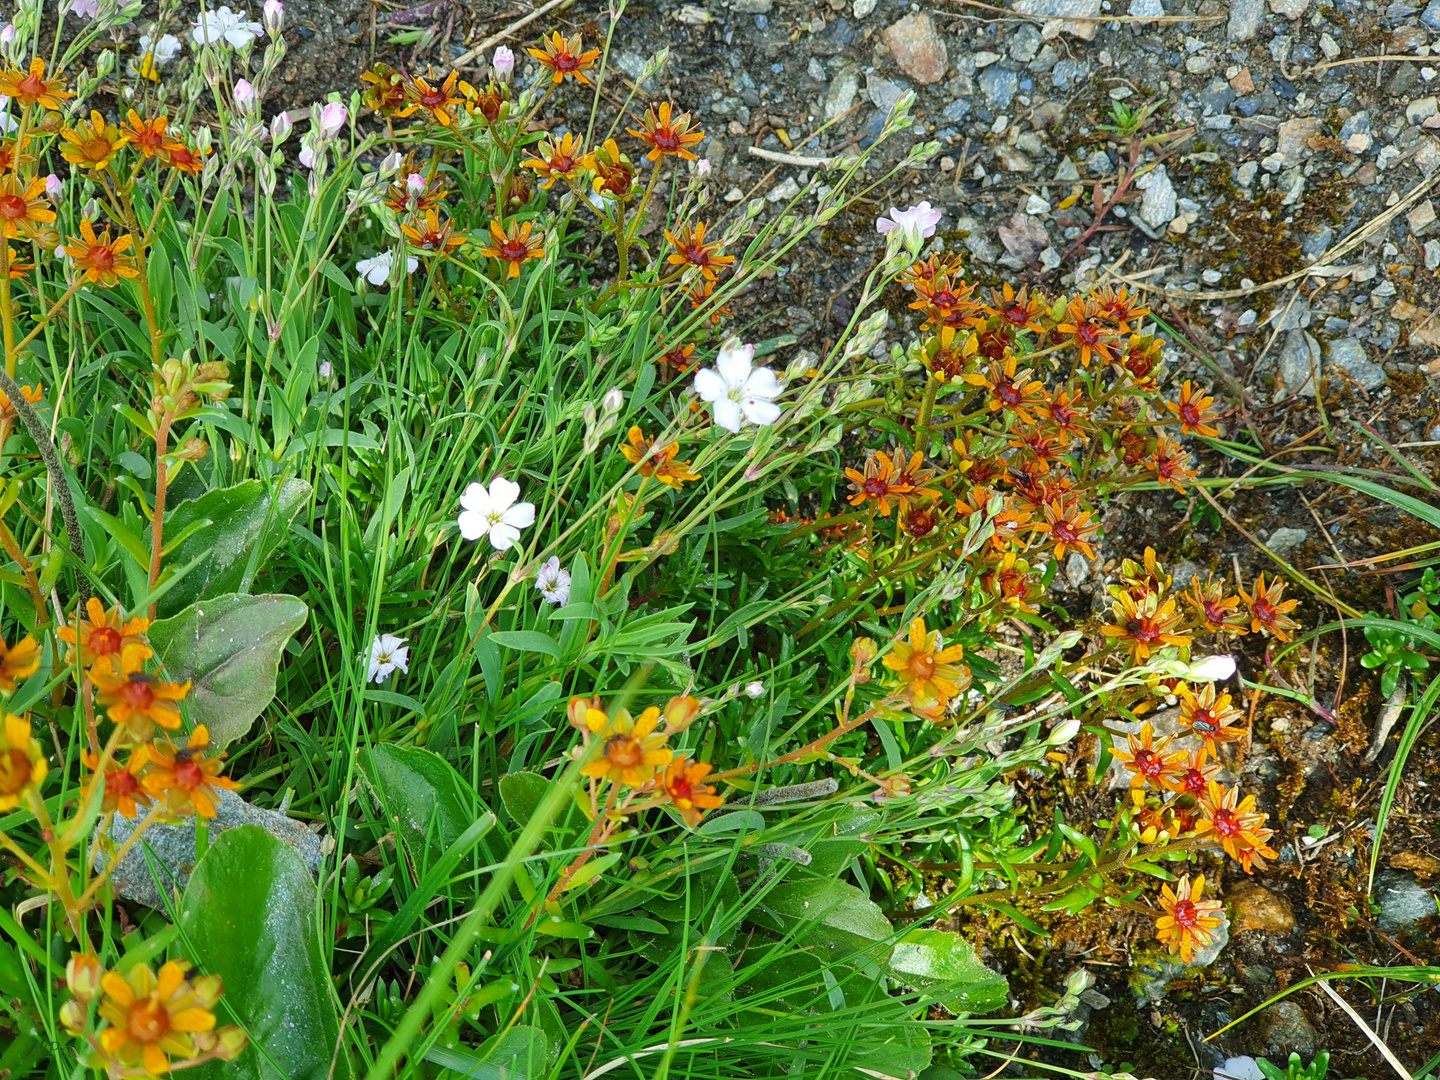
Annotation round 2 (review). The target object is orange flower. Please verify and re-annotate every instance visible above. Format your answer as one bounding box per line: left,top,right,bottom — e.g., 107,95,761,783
0,634,39,691
1100,592,1192,661
1165,380,1219,437
659,342,696,372
1178,683,1244,756
0,135,29,174
2,246,29,279
1118,333,1163,387
96,960,222,1074
1055,296,1121,367
58,598,151,676
1163,745,1220,799
82,745,153,818
665,220,733,280
892,451,943,507
92,657,190,742
522,132,588,189
660,756,724,827
963,353,1048,425
1091,284,1150,333
1111,722,1186,791
1184,573,1250,635
580,705,674,787
400,209,466,257
360,64,407,115
1042,387,1090,440
628,102,705,161
0,174,53,239
845,449,910,516
1113,546,1171,604
0,380,41,421
883,617,969,710
1238,573,1300,641
621,427,700,489
59,111,128,171
954,485,1033,552
987,283,1045,334
1155,874,1223,963
165,142,209,175
142,726,240,819
586,138,634,198
477,219,544,277
399,69,471,127
464,79,510,124
0,58,71,110
1196,781,1277,873
528,31,602,84
0,712,45,811
688,277,733,323
121,111,184,160
1031,495,1101,561
922,327,979,384
1148,436,1196,492
63,220,139,287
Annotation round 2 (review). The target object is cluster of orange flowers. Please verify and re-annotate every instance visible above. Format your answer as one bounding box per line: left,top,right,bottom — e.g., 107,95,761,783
567,695,723,827
60,598,239,820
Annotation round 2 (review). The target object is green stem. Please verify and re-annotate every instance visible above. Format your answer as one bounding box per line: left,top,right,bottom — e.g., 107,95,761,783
913,377,940,455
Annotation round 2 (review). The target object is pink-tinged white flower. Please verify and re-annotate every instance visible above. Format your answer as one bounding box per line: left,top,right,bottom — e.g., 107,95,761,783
355,249,419,286
0,25,16,46
44,174,61,201
380,152,404,175
744,680,765,698
319,101,347,135
1188,655,1237,681
263,0,284,36
875,201,943,250
270,111,293,144
367,633,409,682
406,172,427,196
693,340,782,433
492,45,515,78
534,556,571,606
298,143,315,169
458,476,535,550
192,6,264,49
233,78,257,111
319,360,332,378
696,158,711,176
70,0,100,17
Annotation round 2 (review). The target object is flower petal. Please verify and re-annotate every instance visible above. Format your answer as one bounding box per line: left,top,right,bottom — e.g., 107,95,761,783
458,481,488,513
715,343,754,386
456,509,486,541
711,398,743,433
488,475,521,512
692,367,725,402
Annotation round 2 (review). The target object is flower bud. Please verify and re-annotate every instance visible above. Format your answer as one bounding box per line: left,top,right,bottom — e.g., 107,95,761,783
66,953,102,1002
319,101,347,135
318,360,332,378
379,151,403,176
44,173,61,201
663,695,700,728
406,172,426,196
175,436,208,462
270,110,292,144
214,1026,249,1060
233,77,257,112
59,998,87,1034
492,45,514,79
602,387,623,415
263,0,284,36
850,636,878,665
191,972,224,1008
298,143,315,169
744,680,765,699
696,158,711,176
1049,719,1081,745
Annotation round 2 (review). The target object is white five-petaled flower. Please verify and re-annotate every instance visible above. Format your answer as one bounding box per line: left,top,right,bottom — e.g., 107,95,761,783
1187,654,1237,682
693,341,782,433
355,249,419,285
875,201,943,250
367,634,409,683
534,556,571,606
458,475,535,551
192,6,264,49
143,33,184,63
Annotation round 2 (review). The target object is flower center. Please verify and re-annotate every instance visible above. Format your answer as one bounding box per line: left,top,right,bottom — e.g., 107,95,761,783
1182,769,1207,796
996,381,1023,406
1133,749,1162,777
175,758,204,790
498,239,529,261
419,87,447,108
89,626,123,655
0,194,26,219
669,778,693,804
88,244,115,271
554,52,579,71
1171,899,1199,929
863,477,889,497
1254,599,1276,622
1002,303,1029,326
121,679,155,711
908,654,937,680
604,734,644,769
653,127,680,150
1126,619,1160,644
128,997,170,1044
1053,519,1080,542
84,137,112,160
110,767,141,797
0,747,30,795
1211,808,1241,838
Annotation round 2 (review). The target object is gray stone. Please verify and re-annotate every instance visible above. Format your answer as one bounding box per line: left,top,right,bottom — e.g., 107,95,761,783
734,0,772,10
1237,161,1258,187
956,215,998,262
1051,58,1089,90
1339,111,1371,142
1134,913,1230,1003
1009,24,1044,62
979,66,1020,108
1425,0,1440,28
1276,329,1321,398
1199,78,1236,115
1409,198,1438,236
1301,225,1333,259
1055,156,1080,181
1014,0,1103,40
995,144,1034,172
1263,1001,1318,1060
1065,552,1091,588
1328,338,1387,390
1267,527,1308,554
1377,871,1437,928
824,64,860,120
1136,164,1177,228
1228,0,1266,40
867,73,906,113
942,98,971,123
1269,0,1308,17
1426,238,1440,270
1130,0,1164,16
882,13,948,84
997,212,1050,261
853,0,878,16
1086,147,1112,175
101,789,329,910
1268,303,1312,331
1409,96,1440,124
1275,117,1323,165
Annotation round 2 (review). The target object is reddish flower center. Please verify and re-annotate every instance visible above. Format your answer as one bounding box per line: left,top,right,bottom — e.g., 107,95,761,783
120,679,155,712
1210,808,1241,838
1253,598,1276,623
84,137,112,160
863,477,889,497
1189,708,1218,734
0,747,30,795
907,510,934,538
995,380,1023,406
498,238,530,262
89,626,123,655
683,244,711,267
604,734,644,769
1182,769,1208,796
1170,899,1200,930
88,244,115,271
1202,600,1228,626
0,194,26,219
652,126,680,150
1001,302,1030,326
127,997,170,1044
1179,401,1202,426
109,767,142,797
15,73,43,99
668,777,693,803
419,87,448,109
1052,518,1080,542
1126,618,1160,644
1133,749,1163,777
174,758,204,790
554,51,579,72
908,653,937,680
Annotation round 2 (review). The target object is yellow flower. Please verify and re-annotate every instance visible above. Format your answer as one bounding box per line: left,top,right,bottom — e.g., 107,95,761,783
882,617,968,710
581,705,675,788
58,597,152,677
1155,874,1223,964
0,634,39,691
0,712,44,810
621,427,700,490
96,960,220,1075
142,726,240,819
63,220,140,288
59,110,128,171
91,654,190,742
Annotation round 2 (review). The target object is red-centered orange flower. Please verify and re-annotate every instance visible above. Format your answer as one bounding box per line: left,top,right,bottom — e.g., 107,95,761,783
1148,436,1196,492
1032,495,1101,561
521,132,588,189
59,111,128,171
477,219,544,278
660,756,724,827
360,64,408,115
883,617,969,710
0,634,39,691
1007,424,1067,470
82,745,153,818
987,282,1045,334
0,380,41,422
1042,387,1090,440
399,69,470,127
981,552,1043,614
165,142,209,175
1196,781,1277,873
1163,746,1220,799
1091,284,1150,333
529,31,602,84
586,137,635,198
1100,592,1192,661
1239,573,1300,641
1178,683,1244,756
96,960,221,1074
1056,296,1121,368
63,220,139,287
963,353,1048,424
464,79,510,124
1184,574,1251,635
907,266,978,324
665,220,733,281
1119,333,1162,387
845,449,910,516
580,705,673,787
628,102,705,161
1155,874,1223,963
688,277,733,323
892,452,943,506
92,658,190,742
1113,546,1171,604
1110,722,1186,791
0,712,45,811
621,426,700,490
1165,380,1219,437
400,209,466,257
0,135,30,174
2,246,29,279
0,175,52,239
901,504,938,539
923,326,979,383
659,342,696,372
58,598,151,676
142,725,239,819
121,111,184,160
0,58,71,110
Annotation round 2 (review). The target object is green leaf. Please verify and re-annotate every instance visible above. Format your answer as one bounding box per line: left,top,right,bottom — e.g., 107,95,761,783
888,929,1008,1014
753,878,893,967
498,771,549,827
149,594,308,748
158,478,310,616
426,1025,549,1079
369,744,488,857
488,630,560,658
180,826,350,1080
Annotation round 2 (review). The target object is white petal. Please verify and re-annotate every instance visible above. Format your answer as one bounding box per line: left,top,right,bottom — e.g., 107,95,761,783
693,367,726,402
392,647,409,674
503,501,535,529
741,397,782,427
875,216,895,235
457,509,487,541
459,481,488,512
712,398,744,432
715,344,755,387
489,522,520,550
488,475,520,512
743,366,781,399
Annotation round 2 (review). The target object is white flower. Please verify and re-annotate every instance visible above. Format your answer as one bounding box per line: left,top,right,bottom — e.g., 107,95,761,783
297,143,315,169
697,158,711,175
693,341,782,433
380,151,404,175
1216,1058,1264,1080
318,360,332,378
744,680,765,698
319,101,347,135
534,556,571,606
233,78,256,110
70,0,100,17
192,6,264,49
458,476,535,551
144,33,183,62
355,249,419,285
875,201,943,249
1188,654,1237,681
367,634,409,682
492,45,515,78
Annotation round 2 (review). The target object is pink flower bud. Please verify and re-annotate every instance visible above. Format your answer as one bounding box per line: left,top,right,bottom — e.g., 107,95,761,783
233,78,257,111
492,46,515,78
319,360,332,378
0,25,16,45
319,101,347,135
298,144,315,169
270,111,292,144
406,172,426,196
263,0,284,36
697,158,711,175
44,174,61,201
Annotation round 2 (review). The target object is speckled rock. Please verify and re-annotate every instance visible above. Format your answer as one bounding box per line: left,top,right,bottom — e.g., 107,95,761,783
1227,882,1296,933
881,13,948,84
